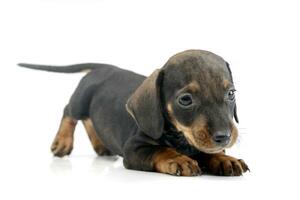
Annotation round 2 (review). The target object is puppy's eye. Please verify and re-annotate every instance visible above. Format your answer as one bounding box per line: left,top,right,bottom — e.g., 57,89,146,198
228,89,236,101
177,93,193,107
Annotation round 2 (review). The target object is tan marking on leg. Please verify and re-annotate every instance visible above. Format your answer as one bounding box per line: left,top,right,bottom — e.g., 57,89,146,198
152,148,201,176
51,116,77,157
82,118,111,156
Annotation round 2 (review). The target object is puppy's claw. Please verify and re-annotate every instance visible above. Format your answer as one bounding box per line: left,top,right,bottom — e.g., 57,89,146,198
175,168,181,176
238,159,250,172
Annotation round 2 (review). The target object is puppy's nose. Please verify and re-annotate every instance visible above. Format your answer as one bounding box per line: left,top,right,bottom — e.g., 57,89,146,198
212,131,231,146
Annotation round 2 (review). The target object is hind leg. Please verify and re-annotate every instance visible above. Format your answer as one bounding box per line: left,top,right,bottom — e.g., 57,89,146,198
82,118,112,156
51,106,77,157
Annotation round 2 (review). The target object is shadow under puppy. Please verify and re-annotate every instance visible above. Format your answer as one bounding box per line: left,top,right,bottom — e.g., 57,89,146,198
19,50,249,176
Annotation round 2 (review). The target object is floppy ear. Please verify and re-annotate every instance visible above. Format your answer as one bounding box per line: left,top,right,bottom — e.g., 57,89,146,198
226,62,239,123
126,69,164,139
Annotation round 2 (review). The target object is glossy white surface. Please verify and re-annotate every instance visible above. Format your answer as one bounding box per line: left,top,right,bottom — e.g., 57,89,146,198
1,0,299,199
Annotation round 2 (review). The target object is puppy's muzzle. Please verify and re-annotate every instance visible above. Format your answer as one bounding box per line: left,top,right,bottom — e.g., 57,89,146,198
212,131,231,146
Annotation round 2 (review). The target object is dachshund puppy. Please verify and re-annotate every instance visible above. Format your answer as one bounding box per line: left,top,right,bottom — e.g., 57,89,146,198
19,50,249,176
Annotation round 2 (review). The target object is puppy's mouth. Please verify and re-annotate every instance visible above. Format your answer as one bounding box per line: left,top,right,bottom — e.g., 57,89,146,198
168,121,235,154
183,134,227,154
181,129,236,154
200,147,225,154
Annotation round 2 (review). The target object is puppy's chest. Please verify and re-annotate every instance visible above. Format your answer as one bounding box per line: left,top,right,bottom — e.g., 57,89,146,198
159,131,199,156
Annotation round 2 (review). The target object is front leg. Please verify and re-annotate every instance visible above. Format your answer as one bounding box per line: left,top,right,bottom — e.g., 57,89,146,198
123,133,201,176
193,152,249,176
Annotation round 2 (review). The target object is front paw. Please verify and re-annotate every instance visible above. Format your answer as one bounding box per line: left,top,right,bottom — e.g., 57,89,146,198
206,154,249,176
153,148,201,176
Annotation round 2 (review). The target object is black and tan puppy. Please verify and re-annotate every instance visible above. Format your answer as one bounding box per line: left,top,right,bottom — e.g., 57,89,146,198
19,50,249,176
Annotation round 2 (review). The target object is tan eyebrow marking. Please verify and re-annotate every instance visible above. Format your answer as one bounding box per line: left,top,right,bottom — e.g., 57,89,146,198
185,81,200,93
223,79,231,89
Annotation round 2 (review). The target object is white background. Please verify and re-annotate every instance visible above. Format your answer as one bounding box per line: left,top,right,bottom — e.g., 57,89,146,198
0,0,299,199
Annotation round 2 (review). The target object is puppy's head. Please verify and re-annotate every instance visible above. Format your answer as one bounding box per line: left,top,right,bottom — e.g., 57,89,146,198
126,50,239,154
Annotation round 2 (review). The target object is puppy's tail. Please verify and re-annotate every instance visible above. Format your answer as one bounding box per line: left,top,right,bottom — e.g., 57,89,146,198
18,63,115,73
